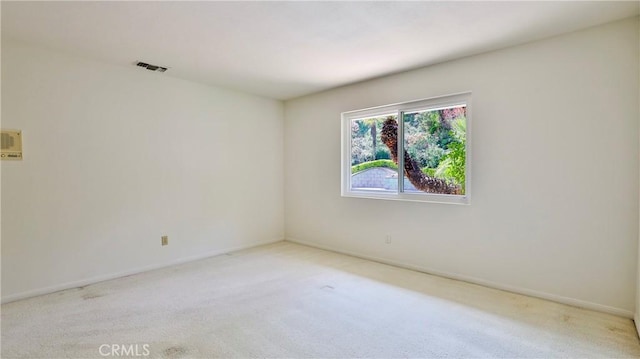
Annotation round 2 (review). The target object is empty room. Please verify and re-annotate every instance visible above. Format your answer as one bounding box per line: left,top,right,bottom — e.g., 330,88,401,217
1,1,640,358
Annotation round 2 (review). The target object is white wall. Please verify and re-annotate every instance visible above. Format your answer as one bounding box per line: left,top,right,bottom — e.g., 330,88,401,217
637,122,640,330
637,15,640,332
1,42,284,301
285,17,640,316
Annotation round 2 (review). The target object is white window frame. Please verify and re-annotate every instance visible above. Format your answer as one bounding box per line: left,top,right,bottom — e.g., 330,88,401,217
341,92,471,205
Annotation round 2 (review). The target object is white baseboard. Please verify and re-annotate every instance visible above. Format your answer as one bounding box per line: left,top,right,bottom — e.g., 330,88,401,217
1,238,284,304
286,237,634,319
635,313,640,338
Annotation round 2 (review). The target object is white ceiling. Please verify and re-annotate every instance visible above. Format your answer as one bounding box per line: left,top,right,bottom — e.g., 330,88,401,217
2,1,638,100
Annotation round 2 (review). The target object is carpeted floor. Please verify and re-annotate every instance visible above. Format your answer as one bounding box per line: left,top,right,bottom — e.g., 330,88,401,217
2,241,639,358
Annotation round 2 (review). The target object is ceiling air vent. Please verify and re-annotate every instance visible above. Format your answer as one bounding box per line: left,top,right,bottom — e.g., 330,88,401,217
136,61,168,72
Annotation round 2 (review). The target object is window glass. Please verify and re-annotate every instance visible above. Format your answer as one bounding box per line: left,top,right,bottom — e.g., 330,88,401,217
342,93,470,204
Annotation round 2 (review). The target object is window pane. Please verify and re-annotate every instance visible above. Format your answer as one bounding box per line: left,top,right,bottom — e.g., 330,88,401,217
350,115,397,191
402,106,466,195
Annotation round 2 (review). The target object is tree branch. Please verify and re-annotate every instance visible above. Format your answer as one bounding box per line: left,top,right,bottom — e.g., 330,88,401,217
380,116,461,195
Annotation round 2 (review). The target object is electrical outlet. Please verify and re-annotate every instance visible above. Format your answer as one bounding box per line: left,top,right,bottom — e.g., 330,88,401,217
161,236,168,246
385,235,392,244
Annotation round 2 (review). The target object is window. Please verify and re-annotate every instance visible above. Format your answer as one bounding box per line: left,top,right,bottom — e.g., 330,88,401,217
341,93,471,204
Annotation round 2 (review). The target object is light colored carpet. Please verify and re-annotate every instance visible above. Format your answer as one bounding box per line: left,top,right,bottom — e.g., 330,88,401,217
2,241,639,358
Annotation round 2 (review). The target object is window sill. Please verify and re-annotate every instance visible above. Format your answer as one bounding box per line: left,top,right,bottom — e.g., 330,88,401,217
341,190,470,205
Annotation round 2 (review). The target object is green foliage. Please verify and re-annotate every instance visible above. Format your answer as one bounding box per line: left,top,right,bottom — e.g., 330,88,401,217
435,143,464,187
406,137,445,168
352,109,466,192
435,118,466,190
451,116,466,140
351,117,396,164
351,159,398,174
421,167,436,177
350,136,372,165
375,148,391,160
403,110,455,168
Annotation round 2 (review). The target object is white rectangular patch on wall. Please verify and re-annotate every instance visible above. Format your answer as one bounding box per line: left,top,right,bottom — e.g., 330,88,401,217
1,130,23,160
